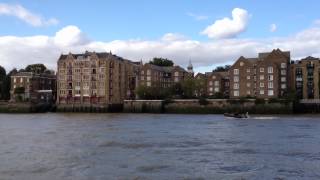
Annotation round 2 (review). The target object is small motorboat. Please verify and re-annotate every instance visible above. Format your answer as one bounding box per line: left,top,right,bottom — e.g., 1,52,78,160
224,112,249,119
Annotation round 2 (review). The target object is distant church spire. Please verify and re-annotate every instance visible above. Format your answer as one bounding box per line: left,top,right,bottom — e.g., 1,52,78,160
187,59,194,74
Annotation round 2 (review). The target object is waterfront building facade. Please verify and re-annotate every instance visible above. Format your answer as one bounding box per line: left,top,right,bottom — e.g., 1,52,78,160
290,56,320,99
56,51,139,107
138,63,190,88
205,71,230,98
10,71,56,103
229,49,290,99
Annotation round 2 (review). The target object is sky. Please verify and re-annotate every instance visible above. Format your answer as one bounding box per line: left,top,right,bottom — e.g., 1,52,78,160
0,0,320,73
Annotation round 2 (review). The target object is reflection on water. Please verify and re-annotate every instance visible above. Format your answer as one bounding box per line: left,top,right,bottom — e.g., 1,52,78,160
0,113,320,179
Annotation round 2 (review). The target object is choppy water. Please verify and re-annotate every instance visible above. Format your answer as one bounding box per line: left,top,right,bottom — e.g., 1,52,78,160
0,114,320,180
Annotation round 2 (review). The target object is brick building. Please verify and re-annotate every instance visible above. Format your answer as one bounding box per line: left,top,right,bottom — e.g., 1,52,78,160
229,49,290,99
290,56,320,99
10,71,56,103
205,71,230,98
138,63,190,88
56,51,139,107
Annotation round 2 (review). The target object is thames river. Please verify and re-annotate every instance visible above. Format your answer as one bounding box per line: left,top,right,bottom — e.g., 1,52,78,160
0,114,320,180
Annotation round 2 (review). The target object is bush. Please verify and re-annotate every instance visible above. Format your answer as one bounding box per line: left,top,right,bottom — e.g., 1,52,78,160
255,98,266,104
198,97,208,105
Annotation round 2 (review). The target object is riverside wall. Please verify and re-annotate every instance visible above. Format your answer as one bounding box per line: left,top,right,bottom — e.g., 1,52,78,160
124,99,293,114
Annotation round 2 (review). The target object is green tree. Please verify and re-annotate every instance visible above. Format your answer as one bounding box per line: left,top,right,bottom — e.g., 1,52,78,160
136,85,172,100
194,78,206,97
181,78,196,98
3,68,18,100
212,65,231,72
14,87,25,94
149,57,174,67
25,64,47,74
0,66,6,100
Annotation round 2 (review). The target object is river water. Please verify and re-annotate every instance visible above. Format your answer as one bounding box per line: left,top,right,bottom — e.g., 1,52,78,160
0,114,320,180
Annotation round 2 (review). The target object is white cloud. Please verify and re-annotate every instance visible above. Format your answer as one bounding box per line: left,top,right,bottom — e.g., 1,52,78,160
0,3,59,27
2,24,320,72
161,33,187,42
54,25,90,47
201,8,249,39
270,24,277,32
187,13,209,21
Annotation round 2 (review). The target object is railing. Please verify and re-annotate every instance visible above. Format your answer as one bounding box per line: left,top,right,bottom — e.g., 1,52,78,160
300,99,320,104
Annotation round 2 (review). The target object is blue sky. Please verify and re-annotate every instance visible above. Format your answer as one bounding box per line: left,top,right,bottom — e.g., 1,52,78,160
1,0,319,40
1,0,320,72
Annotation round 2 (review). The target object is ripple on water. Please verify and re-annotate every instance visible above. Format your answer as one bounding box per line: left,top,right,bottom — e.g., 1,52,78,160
137,165,170,173
232,148,258,155
98,141,153,149
277,168,304,178
218,164,263,174
286,134,313,139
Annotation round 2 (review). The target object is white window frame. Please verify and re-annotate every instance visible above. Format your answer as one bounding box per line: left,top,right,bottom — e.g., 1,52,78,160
233,69,239,75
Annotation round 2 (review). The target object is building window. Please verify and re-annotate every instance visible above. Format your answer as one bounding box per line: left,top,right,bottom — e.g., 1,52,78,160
260,75,264,80
281,63,287,68
209,81,213,86
247,83,251,88
246,69,250,73
240,62,244,66
174,77,179,82
234,83,239,89
147,81,151,87
147,70,151,75
247,90,251,95
209,87,213,92
268,66,273,73
268,82,273,88
281,84,286,89
20,77,23,83
234,90,239,97
268,90,274,96
233,69,239,75
281,70,286,75
260,90,264,95
212,76,216,79
214,81,219,86
247,76,250,80
260,68,264,72
14,78,16,83
268,75,273,81
214,87,219,92
260,82,264,88
174,71,179,76
234,76,239,82
281,77,286,82
147,76,151,81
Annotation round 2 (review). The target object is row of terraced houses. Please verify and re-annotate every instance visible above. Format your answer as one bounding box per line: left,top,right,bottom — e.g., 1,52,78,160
8,49,320,108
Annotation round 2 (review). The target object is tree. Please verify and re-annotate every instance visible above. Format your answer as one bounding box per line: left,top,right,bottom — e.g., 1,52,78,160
0,66,6,100
181,78,196,98
136,85,171,100
194,78,206,97
14,87,25,94
25,64,47,74
2,68,18,100
149,57,174,67
212,65,231,72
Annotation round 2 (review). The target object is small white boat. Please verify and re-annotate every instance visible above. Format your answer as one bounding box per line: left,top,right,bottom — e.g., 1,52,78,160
224,112,249,119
